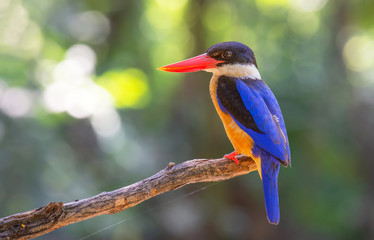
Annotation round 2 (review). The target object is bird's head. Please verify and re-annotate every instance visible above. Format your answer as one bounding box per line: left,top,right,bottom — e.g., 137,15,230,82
158,41,261,79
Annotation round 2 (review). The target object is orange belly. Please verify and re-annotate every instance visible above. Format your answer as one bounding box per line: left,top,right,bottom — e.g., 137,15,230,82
209,76,262,177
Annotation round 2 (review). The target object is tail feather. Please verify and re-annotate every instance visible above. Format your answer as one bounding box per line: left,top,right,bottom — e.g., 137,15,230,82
260,151,280,225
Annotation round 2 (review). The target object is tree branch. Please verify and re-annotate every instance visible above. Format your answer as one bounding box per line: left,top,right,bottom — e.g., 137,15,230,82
0,156,256,240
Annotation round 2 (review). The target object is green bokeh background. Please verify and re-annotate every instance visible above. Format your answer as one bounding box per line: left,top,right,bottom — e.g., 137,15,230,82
1,0,374,239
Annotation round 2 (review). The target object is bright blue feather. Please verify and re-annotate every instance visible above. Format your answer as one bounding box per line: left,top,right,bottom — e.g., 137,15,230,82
234,79,290,163
260,151,280,225
256,81,291,164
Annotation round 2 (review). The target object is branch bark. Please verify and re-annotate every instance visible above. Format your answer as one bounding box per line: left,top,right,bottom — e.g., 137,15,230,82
0,156,256,240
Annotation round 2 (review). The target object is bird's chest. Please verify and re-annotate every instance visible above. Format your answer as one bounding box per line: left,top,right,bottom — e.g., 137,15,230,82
209,76,255,156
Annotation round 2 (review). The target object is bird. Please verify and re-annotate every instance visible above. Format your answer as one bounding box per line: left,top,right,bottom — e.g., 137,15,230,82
158,41,291,225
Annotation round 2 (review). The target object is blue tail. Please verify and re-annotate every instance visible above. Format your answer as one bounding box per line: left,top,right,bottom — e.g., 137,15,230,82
260,151,280,225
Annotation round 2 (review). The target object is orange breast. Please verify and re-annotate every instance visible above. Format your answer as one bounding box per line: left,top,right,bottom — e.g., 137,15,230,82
209,76,262,177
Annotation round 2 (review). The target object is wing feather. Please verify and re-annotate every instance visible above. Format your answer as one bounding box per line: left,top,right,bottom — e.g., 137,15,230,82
216,76,290,164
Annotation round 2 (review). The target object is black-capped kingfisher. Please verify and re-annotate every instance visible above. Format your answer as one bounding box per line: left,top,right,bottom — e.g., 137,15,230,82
158,41,291,225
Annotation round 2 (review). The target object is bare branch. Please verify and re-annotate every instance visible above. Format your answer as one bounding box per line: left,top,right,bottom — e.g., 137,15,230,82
0,156,256,240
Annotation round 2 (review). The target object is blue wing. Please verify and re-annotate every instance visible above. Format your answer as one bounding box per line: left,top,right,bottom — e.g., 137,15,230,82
258,81,291,165
217,76,290,165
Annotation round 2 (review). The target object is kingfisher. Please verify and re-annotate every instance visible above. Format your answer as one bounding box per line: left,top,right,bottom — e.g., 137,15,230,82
158,41,291,225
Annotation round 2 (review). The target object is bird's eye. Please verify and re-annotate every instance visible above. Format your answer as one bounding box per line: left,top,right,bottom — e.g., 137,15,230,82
221,51,232,59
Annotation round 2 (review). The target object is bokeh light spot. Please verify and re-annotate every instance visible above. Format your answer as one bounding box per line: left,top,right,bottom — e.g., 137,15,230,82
65,88,95,119
156,0,188,11
0,2,44,58
53,44,96,84
256,0,289,7
290,0,328,12
91,109,121,138
68,11,110,44
43,82,70,113
0,3,28,47
140,6,173,41
97,69,150,109
343,34,374,72
42,44,116,119
0,87,32,118
19,21,43,57
0,0,11,11
66,44,96,76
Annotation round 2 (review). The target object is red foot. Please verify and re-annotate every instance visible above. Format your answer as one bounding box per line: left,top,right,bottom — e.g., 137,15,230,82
224,151,240,165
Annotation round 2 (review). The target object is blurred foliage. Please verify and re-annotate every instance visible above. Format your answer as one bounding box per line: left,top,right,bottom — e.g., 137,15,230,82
1,0,374,239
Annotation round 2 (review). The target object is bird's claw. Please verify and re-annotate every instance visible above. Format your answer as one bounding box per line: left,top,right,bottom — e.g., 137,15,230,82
224,151,240,165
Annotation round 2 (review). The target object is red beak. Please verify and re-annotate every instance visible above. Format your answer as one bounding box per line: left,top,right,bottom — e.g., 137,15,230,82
157,53,225,72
